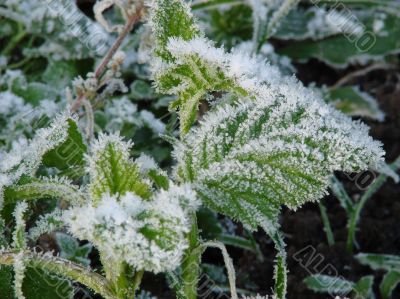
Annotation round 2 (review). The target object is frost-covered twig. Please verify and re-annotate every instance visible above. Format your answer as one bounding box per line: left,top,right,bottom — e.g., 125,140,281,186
332,62,396,89
202,241,238,299
70,3,144,113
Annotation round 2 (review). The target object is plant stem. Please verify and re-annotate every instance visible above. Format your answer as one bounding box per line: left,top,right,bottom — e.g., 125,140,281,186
1,24,26,56
318,202,335,246
181,213,201,299
269,231,287,299
0,251,114,299
132,270,144,295
70,5,143,113
330,175,354,215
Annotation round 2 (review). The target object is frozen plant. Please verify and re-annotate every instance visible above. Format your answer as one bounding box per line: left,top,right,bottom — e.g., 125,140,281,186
0,0,394,299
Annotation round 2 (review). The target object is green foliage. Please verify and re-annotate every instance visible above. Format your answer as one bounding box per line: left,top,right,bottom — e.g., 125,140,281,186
356,253,400,271
0,265,74,299
151,0,247,134
88,134,152,202
4,177,84,206
279,10,400,67
1,0,398,298
22,267,74,299
325,86,385,121
42,118,87,179
150,0,201,61
0,266,14,299
380,271,400,299
55,233,92,267
130,80,156,101
305,274,375,299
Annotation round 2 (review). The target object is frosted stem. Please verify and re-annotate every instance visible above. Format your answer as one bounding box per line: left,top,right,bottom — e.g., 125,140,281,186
0,251,115,299
203,241,238,299
70,4,143,113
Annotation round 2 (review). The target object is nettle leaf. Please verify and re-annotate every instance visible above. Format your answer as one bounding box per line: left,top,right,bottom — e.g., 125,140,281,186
0,113,79,210
42,118,87,179
42,60,93,89
150,0,201,61
135,154,170,190
151,0,384,235
304,275,354,295
151,0,241,134
325,86,385,122
356,253,400,271
279,10,400,68
4,176,84,207
174,92,384,232
0,266,14,299
88,133,152,202
380,271,400,299
274,6,362,41
353,275,374,299
22,267,74,299
11,77,60,107
55,232,92,267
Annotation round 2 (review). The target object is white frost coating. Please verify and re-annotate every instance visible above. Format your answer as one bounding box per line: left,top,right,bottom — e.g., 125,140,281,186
12,202,28,299
326,10,364,37
234,41,295,74
1,0,111,60
158,183,200,212
64,187,195,273
0,113,75,212
0,91,31,116
168,37,384,218
29,209,64,241
13,201,28,250
13,252,26,299
135,153,158,172
90,132,133,164
140,110,166,134
104,96,140,131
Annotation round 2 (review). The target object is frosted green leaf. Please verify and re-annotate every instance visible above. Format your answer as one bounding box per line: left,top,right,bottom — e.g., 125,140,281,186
42,118,87,179
150,0,242,134
304,275,354,295
4,176,85,206
0,113,82,212
279,10,400,68
29,209,64,241
174,91,384,231
149,0,201,61
64,188,194,273
353,275,374,299
88,133,151,202
356,253,400,271
55,232,92,266
380,271,400,299
325,86,385,122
